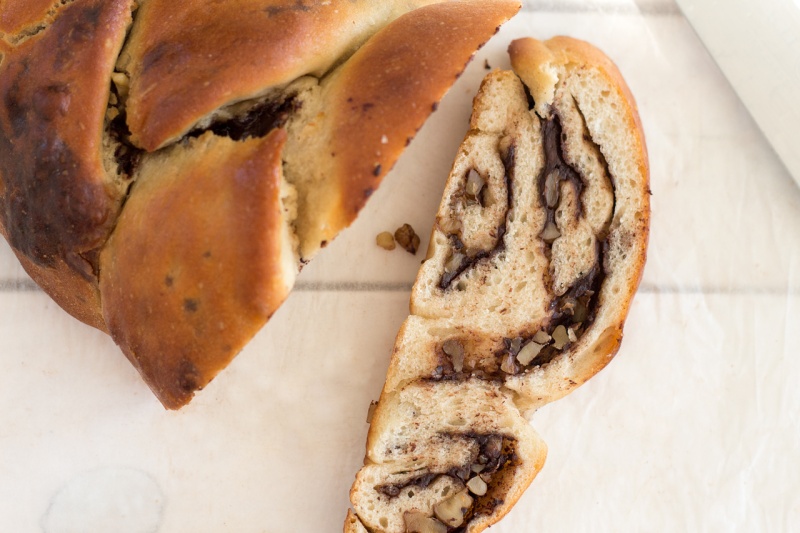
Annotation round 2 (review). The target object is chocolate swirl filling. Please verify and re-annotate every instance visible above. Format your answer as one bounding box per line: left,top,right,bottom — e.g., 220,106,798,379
434,108,613,378
439,144,516,289
375,433,518,530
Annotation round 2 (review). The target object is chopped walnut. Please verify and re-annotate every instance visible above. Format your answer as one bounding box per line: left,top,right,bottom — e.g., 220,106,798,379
395,223,420,254
442,339,465,372
516,340,544,366
404,511,447,533
540,220,561,242
466,475,488,496
433,489,473,527
552,325,569,350
533,330,551,344
500,353,519,375
376,231,396,250
465,169,486,205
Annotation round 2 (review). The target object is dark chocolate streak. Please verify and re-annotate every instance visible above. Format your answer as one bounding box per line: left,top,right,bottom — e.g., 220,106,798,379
199,96,299,141
108,84,142,179
540,105,613,358
426,343,508,385
539,115,585,220
439,144,516,290
522,83,536,111
514,109,613,366
434,109,614,375
374,433,516,522
376,472,437,498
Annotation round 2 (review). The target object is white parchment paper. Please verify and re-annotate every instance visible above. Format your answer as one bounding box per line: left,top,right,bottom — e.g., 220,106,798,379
1,1,799,531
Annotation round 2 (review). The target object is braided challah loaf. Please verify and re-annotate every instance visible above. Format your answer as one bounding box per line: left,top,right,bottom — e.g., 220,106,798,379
0,0,520,408
346,36,649,532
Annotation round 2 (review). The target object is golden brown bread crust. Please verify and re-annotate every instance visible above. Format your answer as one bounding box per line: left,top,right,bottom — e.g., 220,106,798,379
0,0,520,408
331,0,516,225
14,252,107,331
122,0,448,151
344,510,369,533
0,0,58,36
0,0,134,329
296,0,521,257
100,129,290,409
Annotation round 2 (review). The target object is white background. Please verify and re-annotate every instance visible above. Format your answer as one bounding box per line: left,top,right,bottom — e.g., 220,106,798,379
1,0,799,531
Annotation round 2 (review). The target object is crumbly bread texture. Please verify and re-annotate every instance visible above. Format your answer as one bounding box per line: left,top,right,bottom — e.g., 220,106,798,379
0,0,520,408
346,36,649,533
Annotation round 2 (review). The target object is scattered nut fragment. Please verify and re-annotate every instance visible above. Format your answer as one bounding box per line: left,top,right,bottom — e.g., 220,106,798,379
484,435,503,458
466,475,488,496
465,168,486,204
544,169,560,207
471,463,485,474
442,339,465,372
111,71,130,99
395,224,421,254
533,330,551,344
433,489,473,527
516,340,544,366
106,106,120,122
552,325,569,350
500,353,519,375
567,327,578,343
508,336,523,356
404,511,447,533
444,251,466,274
540,220,561,242
376,231,396,250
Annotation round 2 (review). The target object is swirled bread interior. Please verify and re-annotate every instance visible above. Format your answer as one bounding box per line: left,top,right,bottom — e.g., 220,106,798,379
347,36,649,533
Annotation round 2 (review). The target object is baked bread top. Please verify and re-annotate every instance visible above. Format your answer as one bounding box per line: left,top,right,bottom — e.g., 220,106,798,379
0,0,520,408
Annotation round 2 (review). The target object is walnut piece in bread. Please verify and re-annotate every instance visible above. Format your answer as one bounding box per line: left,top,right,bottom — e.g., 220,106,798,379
0,0,520,408
346,36,649,532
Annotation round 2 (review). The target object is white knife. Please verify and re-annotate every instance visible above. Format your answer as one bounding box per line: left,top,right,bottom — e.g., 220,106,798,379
676,0,800,185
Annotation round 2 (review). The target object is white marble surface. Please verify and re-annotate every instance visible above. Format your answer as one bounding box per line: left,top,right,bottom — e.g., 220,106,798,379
2,0,799,531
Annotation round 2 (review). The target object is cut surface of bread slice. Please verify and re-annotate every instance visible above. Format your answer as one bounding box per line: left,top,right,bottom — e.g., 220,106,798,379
0,0,520,408
346,36,649,532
